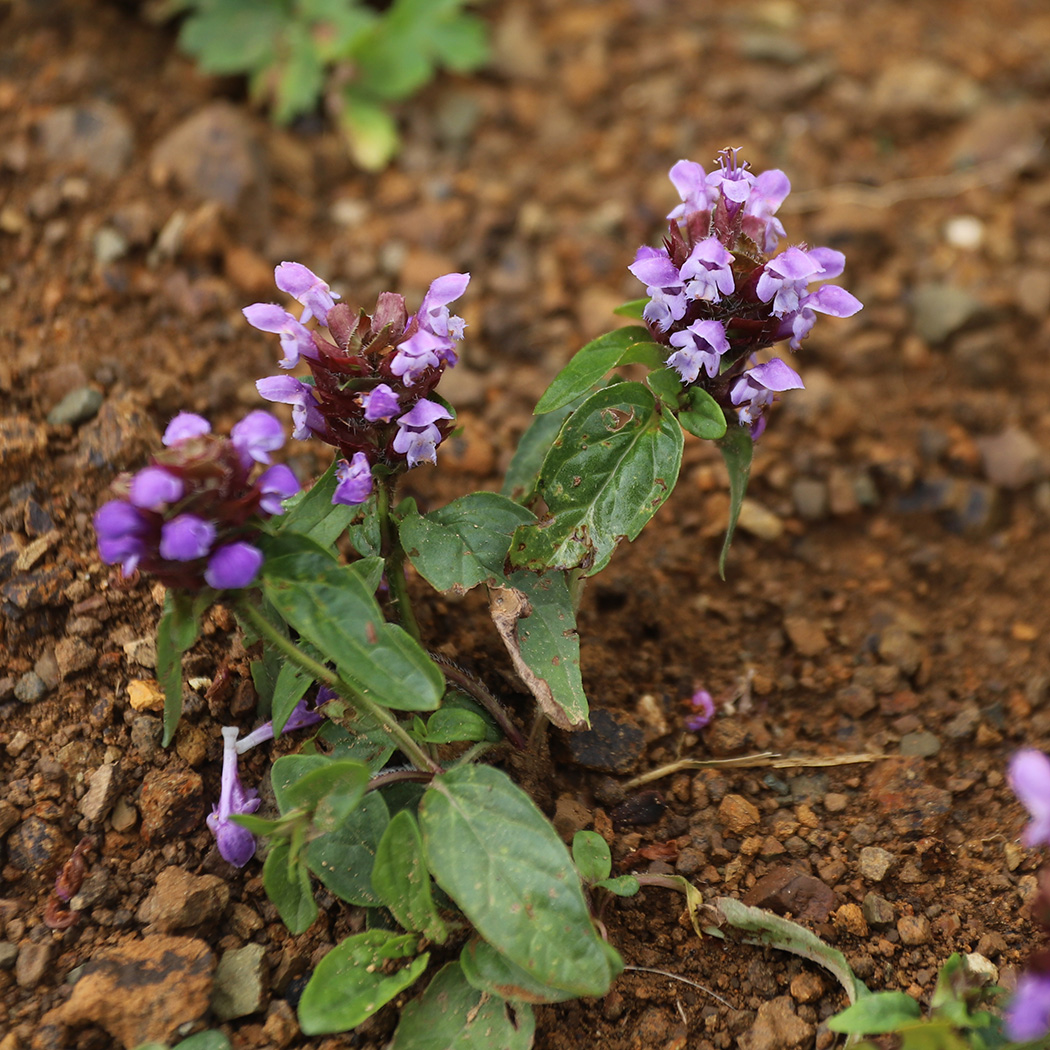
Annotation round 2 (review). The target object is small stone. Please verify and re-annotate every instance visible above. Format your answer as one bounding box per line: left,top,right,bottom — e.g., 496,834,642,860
910,282,981,344
737,498,784,540
823,793,848,814
138,867,231,933
111,798,138,832
858,847,895,881
262,1000,299,1049
965,953,999,984
37,101,135,179
174,722,208,767
977,428,1045,490
897,914,931,946
129,715,163,760
718,794,761,834
46,387,104,427
836,684,876,717
78,763,122,823
14,671,48,703
139,768,205,844
6,817,70,873
34,649,61,689
6,730,32,756
976,931,1007,958
791,478,828,521
15,940,52,988
93,227,129,265
862,893,895,926
789,970,824,1003
212,943,268,1021
552,795,592,841
834,903,869,937
0,415,48,489
127,678,165,713
566,709,645,774
55,637,97,679
0,941,17,969
739,995,814,1050
743,866,838,923
0,800,18,836
899,731,941,758
122,637,158,669
611,791,666,828
48,934,214,1048
783,616,828,657
877,625,924,676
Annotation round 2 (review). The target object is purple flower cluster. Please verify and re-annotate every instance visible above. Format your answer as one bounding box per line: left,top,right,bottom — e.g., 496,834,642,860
630,149,862,438
94,411,299,590
1006,750,1050,1040
208,695,326,867
245,263,469,507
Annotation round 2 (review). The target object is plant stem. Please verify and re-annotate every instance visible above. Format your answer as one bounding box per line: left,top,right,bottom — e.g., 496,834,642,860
567,567,588,614
450,741,494,768
376,477,423,644
236,599,440,775
430,654,527,749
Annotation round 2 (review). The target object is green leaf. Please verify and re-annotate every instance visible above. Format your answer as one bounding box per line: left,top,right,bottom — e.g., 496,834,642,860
419,764,619,997
613,297,649,319
489,568,587,729
263,841,318,934
263,567,444,712
501,400,581,505
157,589,206,747
593,875,640,896
304,791,390,905
572,830,612,882
716,424,754,579
173,1032,232,1050
270,659,313,735
297,930,428,1035
827,992,923,1035
271,21,325,124
460,938,579,1004
645,366,684,408
509,382,684,576
275,459,358,547
535,326,654,414
340,90,400,171
679,385,728,440
401,493,535,595
390,961,535,1050
280,758,372,834
316,712,395,772
422,706,498,744
271,754,330,813
372,810,448,943
177,0,283,75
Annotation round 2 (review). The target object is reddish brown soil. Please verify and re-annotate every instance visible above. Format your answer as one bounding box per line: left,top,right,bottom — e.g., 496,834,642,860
3,1,1050,1048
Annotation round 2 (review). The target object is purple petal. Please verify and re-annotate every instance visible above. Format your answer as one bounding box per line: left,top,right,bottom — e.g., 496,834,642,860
1010,749,1050,847
283,698,324,733
94,500,148,541
421,272,470,309
242,303,295,333
231,410,285,466
1006,973,1050,1042
209,817,258,868
274,261,340,325
802,284,863,318
398,398,453,428
360,384,401,423
333,452,374,506
257,464,300,515
160,514,216,561
628,246,681,287
393,425,440,468
162,412,211,447
129,467,184,510
747,358,804,392
205,542,264,589
257,374,311,406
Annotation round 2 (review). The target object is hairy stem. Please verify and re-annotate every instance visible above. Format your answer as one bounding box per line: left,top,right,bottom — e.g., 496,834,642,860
431,653,527,749
376,477,423,645
237,599,440,775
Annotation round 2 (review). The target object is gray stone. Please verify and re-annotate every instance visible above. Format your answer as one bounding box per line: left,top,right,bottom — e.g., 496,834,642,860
861,893,895,926
858,846,895,882
977,428,1045,490
0,941,17,969
14,671,48,703
900,731,941,758
79,764,122,823
34,649,61,690
911,283,981,344
211,943,268,1021
47,386,104,427
737,498,784,540
16,940,52,988
739,994,815,1050
791,478,828,521
93,226,129,265
37,102,134,179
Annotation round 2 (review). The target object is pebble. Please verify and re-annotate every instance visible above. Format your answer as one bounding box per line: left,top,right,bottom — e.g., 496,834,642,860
0,800,17,836
92,226,129,265
33,649,60,689
791,478,828,521
611,791,666,828
718,794,761,835
14,672,48,703
742,866,838,923
6,817,70,873
127,678,165,713
138,867,230,933
129,715,163,761
899,730,941,758
110,797,138,833
965,952,999,984
788,970,824,1003
45,934,214,1048
823,792,848,814
552,795,592,841
138,768,205,843
212,944,268,1022
910,283,982,344
833,903,869,937
737,498,784,540
262,1000,299,1049
862,893,895,926
858,846,895,882
15,941,52,989
46,388,103,427
783,616,828,658
566,709,645,774
0,941,17,969
122,637,158,669
0,415,47,488
37,101,135,179
78,764,122,824
55,637,97,679
738,995,814,1050
868,758,952,835
897,915,932,946
977,427,1045,490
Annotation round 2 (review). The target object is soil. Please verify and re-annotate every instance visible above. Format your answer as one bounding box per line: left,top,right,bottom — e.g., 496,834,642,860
3,1,1050,1048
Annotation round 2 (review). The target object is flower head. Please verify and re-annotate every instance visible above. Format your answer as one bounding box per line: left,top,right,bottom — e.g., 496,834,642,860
668,320,730,384
231,410,285,467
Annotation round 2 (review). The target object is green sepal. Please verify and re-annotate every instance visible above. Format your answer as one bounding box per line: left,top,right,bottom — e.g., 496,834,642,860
158,589,210,746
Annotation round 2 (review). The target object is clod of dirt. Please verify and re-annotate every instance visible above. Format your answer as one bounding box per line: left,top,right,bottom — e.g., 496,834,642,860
565,709,645,774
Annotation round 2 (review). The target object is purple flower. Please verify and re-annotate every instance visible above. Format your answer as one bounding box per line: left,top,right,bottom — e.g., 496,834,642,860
128,467,183,511
94,500,149,574
667,320,730,383
1006,972,1050,1042
416,272,470,351
628,246,687,332
242,303,317,369
741,168,791,252
391,329,445,386
685,689,716,732
667,159,718,221
231,410,285,467
205,541,264,589
256,375,325,441
206,726,261,867
756,246,826,317
393,399,453,468
730,358,804,437
236,697,327,754
707,147,755,205
1010,749,1050,847
680,237,736,303
360,384,401,423
333,452,374,506
257,464,300,515
274,261,340,326
159,514,216,561
162,412,211,447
